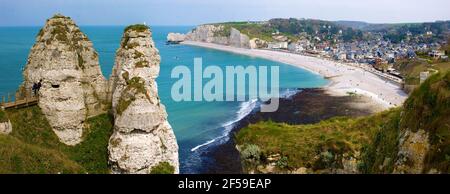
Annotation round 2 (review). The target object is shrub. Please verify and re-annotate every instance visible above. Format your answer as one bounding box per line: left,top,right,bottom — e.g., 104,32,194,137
276,156,289,169
124,24,149,33
241,144,261,162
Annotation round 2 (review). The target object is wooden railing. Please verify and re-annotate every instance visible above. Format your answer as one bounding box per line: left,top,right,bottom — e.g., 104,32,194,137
0,88,39,109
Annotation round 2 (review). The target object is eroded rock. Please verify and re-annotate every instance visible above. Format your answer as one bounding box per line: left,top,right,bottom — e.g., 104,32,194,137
21,14,108,145
108,25,179,174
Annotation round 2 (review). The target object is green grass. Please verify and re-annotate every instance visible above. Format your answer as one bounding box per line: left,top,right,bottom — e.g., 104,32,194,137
150,162,175,174
359,110,402,173
401,71,450,172
235,110,399,171
124,24,149,33
0,134,85,174
213,23,275,42
1,106,114,174
394,58,450,85
0,109,8,123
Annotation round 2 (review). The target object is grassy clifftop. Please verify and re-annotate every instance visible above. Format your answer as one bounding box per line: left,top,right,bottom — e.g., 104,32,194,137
0,106,113,174
236,71,450,174
236,109,401,173
401,71,450,172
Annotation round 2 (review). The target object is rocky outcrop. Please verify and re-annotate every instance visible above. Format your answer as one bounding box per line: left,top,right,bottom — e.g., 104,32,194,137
108,25,179,174
249,38,268,49
394,130,430,173
21,14,108,145
183,25,250,48
0,121,12,135
167,33,186,43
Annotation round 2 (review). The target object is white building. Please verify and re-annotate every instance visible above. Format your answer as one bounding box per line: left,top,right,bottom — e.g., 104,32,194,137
288,43,304,52
268,42,288,50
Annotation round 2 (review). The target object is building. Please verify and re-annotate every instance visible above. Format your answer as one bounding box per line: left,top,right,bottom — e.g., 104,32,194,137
429,50,446,59
268,42,288,50
288,43,304,52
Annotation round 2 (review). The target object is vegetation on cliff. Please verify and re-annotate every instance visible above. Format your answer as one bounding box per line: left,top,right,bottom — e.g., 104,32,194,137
211,18,366,43
236,71,450,173
124,24,149,33
116,77,149,115
150,162,175,174
0,109,8,123
401,71,450,172
236,109,400,173
0,106,113,173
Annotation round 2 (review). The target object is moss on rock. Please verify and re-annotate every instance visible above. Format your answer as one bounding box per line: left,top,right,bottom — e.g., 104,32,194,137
150,162,175,174
116,77,148,115
124,24,149,33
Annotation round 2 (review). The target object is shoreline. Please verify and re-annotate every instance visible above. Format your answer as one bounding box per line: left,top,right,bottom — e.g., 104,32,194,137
201,88,387,173
182,40,408,109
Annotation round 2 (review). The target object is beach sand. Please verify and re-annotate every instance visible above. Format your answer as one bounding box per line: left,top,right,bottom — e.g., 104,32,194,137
182,41,408,109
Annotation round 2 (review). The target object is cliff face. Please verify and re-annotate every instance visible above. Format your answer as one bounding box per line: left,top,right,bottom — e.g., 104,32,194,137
180,25,251,48
21,14,108,145
108,25,179,174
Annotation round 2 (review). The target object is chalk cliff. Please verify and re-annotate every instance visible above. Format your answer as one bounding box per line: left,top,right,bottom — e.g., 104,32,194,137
108,25,179,174
167,33,186,43
168,24,252,48
0,119,12,135
21,14,108,145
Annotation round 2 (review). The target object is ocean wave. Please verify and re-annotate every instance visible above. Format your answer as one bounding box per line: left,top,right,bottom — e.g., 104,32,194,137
280,88,301,99
190,99,258,152
190,89,302,152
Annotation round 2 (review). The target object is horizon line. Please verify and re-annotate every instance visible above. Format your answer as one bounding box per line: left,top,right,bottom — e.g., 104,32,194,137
2,17,450,28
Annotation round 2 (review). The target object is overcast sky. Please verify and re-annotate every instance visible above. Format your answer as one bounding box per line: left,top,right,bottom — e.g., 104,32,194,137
1,0,450,26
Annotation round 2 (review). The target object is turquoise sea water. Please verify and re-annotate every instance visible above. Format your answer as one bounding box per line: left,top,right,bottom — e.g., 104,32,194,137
0,26,328,173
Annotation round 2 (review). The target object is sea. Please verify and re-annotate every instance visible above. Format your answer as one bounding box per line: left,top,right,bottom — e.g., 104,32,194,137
0,26,328,173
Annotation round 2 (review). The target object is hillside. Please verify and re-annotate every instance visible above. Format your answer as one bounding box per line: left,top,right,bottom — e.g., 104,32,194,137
0,106,113,173
236,70,450,174
208,18,365,43
207,18,450,44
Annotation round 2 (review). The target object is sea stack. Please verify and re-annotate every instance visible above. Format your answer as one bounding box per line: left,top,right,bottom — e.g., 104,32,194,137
108,25,179,174
21,14,108,145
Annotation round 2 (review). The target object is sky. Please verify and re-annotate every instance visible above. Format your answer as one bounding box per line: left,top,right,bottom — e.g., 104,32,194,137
1,0,450,26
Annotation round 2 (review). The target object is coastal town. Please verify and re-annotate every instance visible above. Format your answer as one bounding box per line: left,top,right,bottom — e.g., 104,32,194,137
268,27,448,81
168,19,450,89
